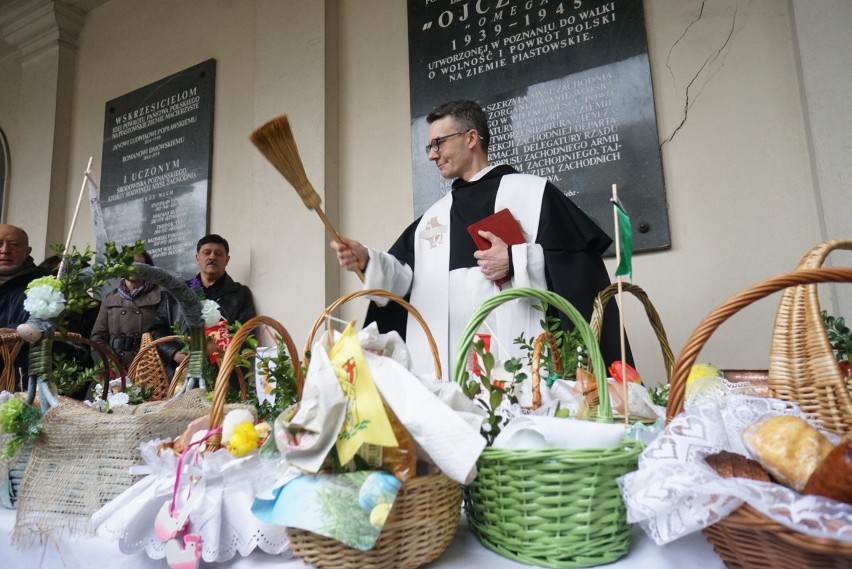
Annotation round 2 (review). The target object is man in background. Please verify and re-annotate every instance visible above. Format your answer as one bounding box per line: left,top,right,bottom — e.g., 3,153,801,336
150,233,256,378
0,225,50,329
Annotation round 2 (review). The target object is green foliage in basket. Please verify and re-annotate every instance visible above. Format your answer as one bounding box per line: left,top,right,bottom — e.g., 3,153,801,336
822,310,852,364
0,396,41,459
461,339,527,446
173,320,299,424
50,351,101,397
48,241,145,334
649,383,670,407
822,310,852,392
233,332,299,423
514,307,586,382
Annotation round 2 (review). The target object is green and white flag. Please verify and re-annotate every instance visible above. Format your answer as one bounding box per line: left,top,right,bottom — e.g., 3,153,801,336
613,199,633,280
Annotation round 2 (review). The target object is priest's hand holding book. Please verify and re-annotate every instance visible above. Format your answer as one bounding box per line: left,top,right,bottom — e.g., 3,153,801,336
474,230,510,283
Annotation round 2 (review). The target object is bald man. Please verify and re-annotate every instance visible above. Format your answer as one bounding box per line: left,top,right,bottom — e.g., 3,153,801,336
0,225,51,328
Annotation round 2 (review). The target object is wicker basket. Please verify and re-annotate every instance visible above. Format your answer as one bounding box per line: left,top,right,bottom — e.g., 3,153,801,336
667,267,852,569
456,287,643,569
206,314,304,449
0,330,24,393
590,282,675,381
126,332,170,400
769,239,852,435
288,289,462,569
0,332,123,509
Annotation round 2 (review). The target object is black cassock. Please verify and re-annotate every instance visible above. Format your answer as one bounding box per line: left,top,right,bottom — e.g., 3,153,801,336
365,164,632,370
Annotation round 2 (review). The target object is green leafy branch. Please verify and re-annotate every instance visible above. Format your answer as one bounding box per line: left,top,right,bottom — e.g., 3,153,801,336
50,240,145,334
462,339,527,445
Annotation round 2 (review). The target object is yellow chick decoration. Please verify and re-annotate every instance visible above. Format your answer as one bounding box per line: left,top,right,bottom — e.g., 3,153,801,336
686,362,721,387
227,422,260,457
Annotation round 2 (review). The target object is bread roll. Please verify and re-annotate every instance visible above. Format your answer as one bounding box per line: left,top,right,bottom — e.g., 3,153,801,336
803,440,852,504
742,415,833,492
704,450,771,481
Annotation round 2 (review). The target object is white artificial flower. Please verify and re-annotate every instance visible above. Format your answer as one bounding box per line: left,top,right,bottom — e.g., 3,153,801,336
107,391,130,408
23,284,66,319
202,299,223,327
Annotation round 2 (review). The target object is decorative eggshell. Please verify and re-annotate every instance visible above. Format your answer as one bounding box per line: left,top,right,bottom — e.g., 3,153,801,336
16,323,42,343
358,472,400,512
154,500,186,542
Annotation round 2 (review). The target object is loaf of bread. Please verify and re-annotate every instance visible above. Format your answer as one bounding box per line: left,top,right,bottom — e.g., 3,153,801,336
741,415,834,492
803,440,852,504
704,450,771,481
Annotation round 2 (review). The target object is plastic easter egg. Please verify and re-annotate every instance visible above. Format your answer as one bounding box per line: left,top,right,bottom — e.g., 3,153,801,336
358,472,400,512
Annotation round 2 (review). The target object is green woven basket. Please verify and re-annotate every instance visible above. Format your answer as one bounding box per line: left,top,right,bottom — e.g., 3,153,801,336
453,287,643,568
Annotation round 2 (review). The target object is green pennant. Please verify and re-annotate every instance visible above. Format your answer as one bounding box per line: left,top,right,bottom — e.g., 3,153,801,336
613,200,633,279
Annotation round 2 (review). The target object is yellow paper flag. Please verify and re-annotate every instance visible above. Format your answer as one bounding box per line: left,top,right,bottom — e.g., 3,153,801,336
330,323,398,465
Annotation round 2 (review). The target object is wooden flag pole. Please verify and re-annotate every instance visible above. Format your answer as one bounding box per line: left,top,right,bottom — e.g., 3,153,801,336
58,156,94,275
611,183,628,425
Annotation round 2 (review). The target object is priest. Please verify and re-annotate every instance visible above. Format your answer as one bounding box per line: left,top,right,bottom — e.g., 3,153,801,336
332,99,629,379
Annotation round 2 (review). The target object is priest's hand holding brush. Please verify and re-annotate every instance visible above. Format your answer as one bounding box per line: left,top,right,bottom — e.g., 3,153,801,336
330,237,370,274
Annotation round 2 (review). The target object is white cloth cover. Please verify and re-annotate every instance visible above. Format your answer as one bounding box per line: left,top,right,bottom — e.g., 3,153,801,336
92,439,294,562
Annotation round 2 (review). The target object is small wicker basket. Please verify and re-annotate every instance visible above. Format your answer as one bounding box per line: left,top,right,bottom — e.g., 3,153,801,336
667,267,852,569
206,314,304,450
457,287,643,569
769,239,852,435
288,289,462,569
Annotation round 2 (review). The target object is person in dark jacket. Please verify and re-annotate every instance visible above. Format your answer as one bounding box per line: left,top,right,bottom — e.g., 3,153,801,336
0,225,51,390
149,234,256,378
90,250,163,368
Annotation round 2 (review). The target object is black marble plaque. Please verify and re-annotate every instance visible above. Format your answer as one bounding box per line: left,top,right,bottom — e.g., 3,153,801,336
100,59,216,279
408,0,669,253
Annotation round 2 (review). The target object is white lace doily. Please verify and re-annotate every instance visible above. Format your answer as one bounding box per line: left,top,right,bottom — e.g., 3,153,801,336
619,383,852,545
92,439,294,562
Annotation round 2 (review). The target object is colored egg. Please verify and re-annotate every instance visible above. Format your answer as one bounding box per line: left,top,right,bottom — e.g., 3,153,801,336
369,502,393,529
358,472,400,512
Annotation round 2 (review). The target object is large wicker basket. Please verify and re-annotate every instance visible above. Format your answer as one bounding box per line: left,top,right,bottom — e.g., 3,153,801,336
769,238,852,435
456,287,643,569
667,267,852,569
288,289,462,569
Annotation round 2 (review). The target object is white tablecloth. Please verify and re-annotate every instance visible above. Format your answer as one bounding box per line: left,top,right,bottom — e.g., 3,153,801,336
0,508,724,568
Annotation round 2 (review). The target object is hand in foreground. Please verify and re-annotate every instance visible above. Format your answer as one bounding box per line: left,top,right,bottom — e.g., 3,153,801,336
331,237,369,273
473,230,510,282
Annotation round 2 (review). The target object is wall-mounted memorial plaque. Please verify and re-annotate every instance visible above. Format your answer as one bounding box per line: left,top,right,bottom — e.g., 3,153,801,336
408,0,669,253
100,59,215,279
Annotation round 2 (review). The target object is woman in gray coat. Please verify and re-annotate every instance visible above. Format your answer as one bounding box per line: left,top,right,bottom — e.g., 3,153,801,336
90,251,163,368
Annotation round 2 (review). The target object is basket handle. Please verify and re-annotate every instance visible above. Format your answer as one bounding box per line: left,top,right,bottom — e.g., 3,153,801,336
590,282,675,382
528,331,563,410
667,267,852,424
795,238,852,269
60,332,129,398
0,332,24,392
302,288,442,380
452,287,611,422
207,315,304,450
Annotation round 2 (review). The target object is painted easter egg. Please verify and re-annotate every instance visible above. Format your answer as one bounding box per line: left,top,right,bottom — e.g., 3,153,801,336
369,502,393,529
358,472,400,512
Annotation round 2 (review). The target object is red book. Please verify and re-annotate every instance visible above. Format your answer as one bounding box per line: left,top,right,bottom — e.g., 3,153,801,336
467,208,526,286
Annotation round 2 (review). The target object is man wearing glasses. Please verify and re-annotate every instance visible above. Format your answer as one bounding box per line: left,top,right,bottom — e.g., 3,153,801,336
332,100,626,378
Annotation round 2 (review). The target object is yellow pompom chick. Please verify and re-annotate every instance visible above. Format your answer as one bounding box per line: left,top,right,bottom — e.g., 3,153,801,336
369,502,393,529
226,421,259,457
686,362,721,387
